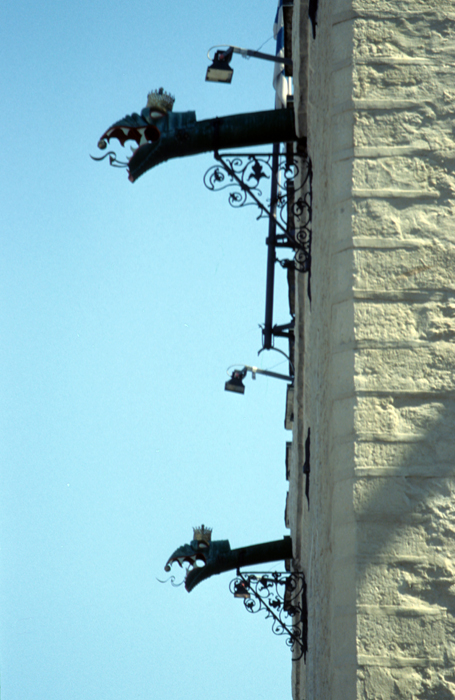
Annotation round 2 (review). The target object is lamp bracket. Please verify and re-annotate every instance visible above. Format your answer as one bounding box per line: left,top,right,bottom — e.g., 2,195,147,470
229,570,307,661
204,151,312,273
269,320,294,339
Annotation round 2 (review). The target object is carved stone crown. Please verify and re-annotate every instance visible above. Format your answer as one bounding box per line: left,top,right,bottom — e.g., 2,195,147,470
146,87,175,113
193,524,212,543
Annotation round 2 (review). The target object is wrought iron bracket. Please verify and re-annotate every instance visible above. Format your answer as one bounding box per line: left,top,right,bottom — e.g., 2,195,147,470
265,320,294,342
204,151,312,274
230,570,307,661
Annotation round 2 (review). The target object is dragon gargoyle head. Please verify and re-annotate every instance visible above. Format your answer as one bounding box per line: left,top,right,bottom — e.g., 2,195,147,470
164,525,231,591
94,87,196,179
94,89,300,182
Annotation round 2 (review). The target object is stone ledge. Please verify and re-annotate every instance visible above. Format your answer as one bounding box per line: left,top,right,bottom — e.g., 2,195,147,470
333,98,421,115
334,427,454,442
357,604,448,617
332,468,455,484
333,340,455,352
333,290,454,304
356,655,445,668
352,188,440,199
333,237,431,252
334,145,431,161
332,9,454,25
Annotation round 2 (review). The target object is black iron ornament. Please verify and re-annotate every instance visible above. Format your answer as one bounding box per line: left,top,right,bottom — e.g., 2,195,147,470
309,0,319,39
90,151,129,169
204,151,312,274
230,570,308,661
161,530,306,659
303,427,311,507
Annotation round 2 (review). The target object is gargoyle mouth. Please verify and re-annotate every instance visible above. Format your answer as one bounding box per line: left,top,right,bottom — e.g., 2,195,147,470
164,552,207,573
98,124,161,150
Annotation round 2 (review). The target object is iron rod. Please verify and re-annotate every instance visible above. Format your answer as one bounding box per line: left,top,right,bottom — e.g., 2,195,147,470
263,143,280,350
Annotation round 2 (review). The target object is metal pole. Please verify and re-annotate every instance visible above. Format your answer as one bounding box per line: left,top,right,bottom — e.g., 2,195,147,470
232,46,293,66
263,143,280,349
244,365,292,382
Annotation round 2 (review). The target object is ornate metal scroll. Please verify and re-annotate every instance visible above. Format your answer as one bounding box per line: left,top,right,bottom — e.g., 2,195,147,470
204,151,312,273
90,151,129,169
230,570,307,661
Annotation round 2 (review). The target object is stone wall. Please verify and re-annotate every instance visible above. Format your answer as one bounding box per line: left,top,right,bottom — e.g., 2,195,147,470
290,1,455,698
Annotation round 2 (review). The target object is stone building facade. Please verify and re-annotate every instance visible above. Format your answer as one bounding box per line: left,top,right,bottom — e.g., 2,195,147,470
287,1,455,698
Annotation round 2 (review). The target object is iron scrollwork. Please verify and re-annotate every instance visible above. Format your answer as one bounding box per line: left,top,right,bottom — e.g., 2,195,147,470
204,151,312,273
230,570,307,661
90,151,129,169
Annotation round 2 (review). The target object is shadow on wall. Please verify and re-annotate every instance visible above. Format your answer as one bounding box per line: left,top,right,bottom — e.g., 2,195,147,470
354,394,455,699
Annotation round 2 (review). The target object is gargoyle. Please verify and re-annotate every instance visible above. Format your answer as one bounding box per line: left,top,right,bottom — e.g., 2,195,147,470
93,88,302,182
165,525,293,592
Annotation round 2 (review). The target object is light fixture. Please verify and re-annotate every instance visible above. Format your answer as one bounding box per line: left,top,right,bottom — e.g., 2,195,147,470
233,580,251,599
206,45,292,84
225,365,292,394
224,368,247,394
205,47,234,83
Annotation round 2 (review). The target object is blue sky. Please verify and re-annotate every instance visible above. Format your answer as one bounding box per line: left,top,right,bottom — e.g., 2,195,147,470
1,1,295,697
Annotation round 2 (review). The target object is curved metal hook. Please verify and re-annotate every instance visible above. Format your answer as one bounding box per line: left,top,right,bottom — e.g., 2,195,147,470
89,151,129,168
257,345,295,376
156,575,186,587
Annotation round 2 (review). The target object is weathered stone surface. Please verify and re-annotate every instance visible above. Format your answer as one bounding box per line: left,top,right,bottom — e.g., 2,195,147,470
353,397,455,437
352,198,455,243
352,247,455,293
291,0,455,698
354,346,455,392
353,440,455,473
357,608,451,658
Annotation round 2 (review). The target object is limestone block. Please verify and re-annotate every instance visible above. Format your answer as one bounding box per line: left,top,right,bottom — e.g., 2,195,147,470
333,66,355,108
332,16,354,65
334,440,356,476
333,200,355,244
333,299,455,347
357,607,451,659
353,397,451,438
332,111,355,153
333,557,357,608
353,109,435,149
358,665,455,700
333,158,355,204
352,302,424,344
353,476,455,521
333,523,357,562
332,612,357,665
332,300,356,345
354,346,455,392
350,1,455,17
352,156,445,196
356,519,455,561
332,350,356,397
336,301,455,344
358,555,455,608
352,199,455,243
332,249,355,298
354,440,455,474
332,396,356,439
333,478,355,525
352,15,455,64
353,247,455,292
353,62,442,103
